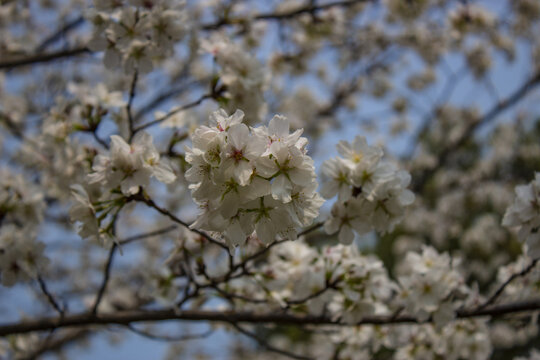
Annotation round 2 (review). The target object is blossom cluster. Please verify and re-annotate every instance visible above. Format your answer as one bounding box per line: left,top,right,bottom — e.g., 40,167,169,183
0,168,45,226
0,170,48,286
502,172,540,258
324,244,396,323
321,136,415,244
89,132,176,195
16,82,126,200
396,246,467,325
205,240,489,359
0,225,48,287
201,36,268,125
494,251,540,302
185,109,323,250
69,132,176,245
213,240,394,320
86,0,187,73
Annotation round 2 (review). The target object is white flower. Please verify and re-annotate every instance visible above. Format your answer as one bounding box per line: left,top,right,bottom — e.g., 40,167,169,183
395,246,464,324
89,132,176,195
0,168,45,227
0,225,49,287
503,173,540,258
201,36,267,125
324,199,373,244
337,136,383,168
221,123,265,186
209,108,245,133
257,142,316,203
185,109,322,250
69,185,100,238
320,158,353,201
321,136,414,243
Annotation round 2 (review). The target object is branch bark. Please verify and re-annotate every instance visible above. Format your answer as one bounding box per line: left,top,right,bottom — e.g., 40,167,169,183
0,47,90,70
2,298,540,337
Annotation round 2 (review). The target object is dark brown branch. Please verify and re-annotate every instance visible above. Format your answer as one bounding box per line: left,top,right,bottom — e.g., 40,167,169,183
0,47,90,70
3,298,540,337
37,275,64,316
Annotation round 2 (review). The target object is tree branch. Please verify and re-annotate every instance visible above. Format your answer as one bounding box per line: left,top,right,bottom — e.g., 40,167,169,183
37,275,64,316
0,47,90,70
119,225,178,246
132,193,229,251
127,71,139,141
91,244,118,314
3,298,540,337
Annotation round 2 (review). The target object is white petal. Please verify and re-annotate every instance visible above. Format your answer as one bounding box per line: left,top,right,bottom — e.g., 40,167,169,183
338,225,354,245
227,123,249,150
268,114,289,137
152,163,176,184
271,174,292,203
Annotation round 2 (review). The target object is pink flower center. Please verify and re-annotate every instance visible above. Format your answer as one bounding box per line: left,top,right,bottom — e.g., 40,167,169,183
232,149,244,162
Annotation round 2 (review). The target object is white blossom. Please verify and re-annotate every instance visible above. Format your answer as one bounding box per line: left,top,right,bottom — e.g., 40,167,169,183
322,136,415,244
503,173,540,258
185,109,321,250
89,132,176,195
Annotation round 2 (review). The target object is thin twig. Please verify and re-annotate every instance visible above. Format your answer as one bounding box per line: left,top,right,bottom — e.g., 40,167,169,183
92,244,118,314
201,0,368,30
0,1,370,70
35,15,85,52
37,275,64,316
285,279,339,307
119,225,178,245
232,221,323,273
0,47,89,69
132,193,229,251
133,82,197,122
479,258,540,310
229,322,313,360
127,71,139,141
91,130,109,149
132,93,213,134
